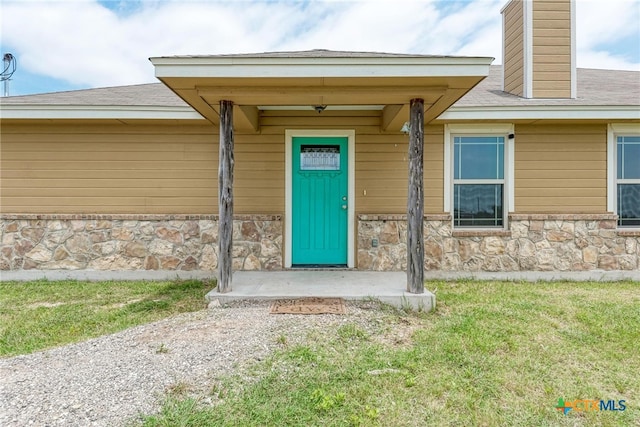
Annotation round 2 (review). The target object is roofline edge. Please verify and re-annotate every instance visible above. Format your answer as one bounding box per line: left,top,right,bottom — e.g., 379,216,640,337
0,105,204,120
439,105,640,121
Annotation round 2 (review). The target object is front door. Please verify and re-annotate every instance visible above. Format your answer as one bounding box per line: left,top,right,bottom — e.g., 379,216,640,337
292,137,348,266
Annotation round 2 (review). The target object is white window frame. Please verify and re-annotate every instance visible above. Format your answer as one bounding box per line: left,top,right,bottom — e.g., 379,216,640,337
607,123,640,228
444,124,514,229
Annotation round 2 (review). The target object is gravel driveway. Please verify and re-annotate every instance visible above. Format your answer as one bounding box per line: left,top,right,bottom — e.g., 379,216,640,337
0,301,388,426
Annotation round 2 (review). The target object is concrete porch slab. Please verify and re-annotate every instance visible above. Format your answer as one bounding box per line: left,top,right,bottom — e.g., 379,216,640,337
206,271,435,312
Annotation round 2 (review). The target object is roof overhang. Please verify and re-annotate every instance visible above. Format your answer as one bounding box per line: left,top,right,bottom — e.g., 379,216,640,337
0,104,202,120
438,105,640,121
150,52,494,132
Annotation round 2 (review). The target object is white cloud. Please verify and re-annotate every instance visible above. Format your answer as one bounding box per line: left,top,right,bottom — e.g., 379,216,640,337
576,0,640,70
1,0,638,92
431,0,503,59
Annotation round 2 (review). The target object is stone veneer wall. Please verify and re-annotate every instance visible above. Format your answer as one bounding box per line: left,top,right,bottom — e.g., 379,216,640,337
3,213,639,273
358,214,640,272
0,215,282,271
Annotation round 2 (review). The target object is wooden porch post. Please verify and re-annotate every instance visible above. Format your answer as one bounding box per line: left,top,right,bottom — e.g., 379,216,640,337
407,98,424,294
218,100,234,293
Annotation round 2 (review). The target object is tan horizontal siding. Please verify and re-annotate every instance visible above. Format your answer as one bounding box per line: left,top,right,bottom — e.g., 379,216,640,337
255,110,412,215
532,0,571,98
3,118,610,220
0,122,221,214
261,125,382,136
253,113,443,215
533,28,570,38
502,0,524,96
532,18,570,29
517,200,605,211
533,10,572,21
536,1,571,12
514,124,607,213
5,197,217,208
531,90,570,98
533,63,570,73
355,132,408,214
424,125,444,214
534,36,571,47
234,133,284,213
260,115,378,127
2,160,216,171
534,45,571,55
533,54,571,64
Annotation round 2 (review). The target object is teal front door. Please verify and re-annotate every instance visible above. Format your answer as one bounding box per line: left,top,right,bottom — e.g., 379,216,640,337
292,137,348,266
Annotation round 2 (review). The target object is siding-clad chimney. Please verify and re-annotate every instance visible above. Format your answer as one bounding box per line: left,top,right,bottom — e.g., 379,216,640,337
502,0,576,98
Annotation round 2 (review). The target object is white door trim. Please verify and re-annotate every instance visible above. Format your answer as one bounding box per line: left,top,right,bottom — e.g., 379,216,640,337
285,129,355,268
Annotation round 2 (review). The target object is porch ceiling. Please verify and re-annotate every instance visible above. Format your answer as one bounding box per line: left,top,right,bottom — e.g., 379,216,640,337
150,50,493,133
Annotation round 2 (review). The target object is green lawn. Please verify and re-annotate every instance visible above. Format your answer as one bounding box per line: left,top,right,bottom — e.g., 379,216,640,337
141,281,639,427
1,279,637,426
0,279,211,357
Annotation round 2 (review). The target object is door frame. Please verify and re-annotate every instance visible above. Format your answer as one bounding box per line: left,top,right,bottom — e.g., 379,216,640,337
285,129,355,268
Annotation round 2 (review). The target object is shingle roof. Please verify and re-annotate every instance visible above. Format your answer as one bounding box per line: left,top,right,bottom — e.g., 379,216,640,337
154,49,460,59
1,65,638,110
0,83,189,107
452,66,640,107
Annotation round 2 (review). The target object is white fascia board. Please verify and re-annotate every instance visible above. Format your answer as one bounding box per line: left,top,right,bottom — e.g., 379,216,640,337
0,105,203,120
439,106,640,121
151,57,494,79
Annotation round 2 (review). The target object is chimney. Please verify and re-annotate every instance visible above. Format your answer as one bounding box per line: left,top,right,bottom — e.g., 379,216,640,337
501,0,576,98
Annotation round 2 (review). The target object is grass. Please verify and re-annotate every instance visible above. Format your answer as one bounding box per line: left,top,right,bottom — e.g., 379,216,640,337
0,279,212,357
140,281,639,427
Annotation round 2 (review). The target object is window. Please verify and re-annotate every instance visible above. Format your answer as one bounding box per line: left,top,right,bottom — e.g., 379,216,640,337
608,125,640,228
453,136,505,227
445,124,513,229
300,145,340,171
616,135,640,227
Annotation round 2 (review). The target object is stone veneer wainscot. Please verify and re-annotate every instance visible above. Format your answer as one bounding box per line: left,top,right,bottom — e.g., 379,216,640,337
357,214,640,272
0,214,282,272
2,213,639,273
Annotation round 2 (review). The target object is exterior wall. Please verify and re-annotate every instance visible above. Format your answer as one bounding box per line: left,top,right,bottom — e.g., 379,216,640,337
3,212,638,273
1,121,218,214
0,114,420,216
258,110,410,215
424,126,445,214
501,0,573,99
254,113,445,215
235,132,285,214
2,118,634,274
0,214,282,271
358,214,639,272
514,123,607,212
532,0,572,98
502,0,525,96
5,120,608,218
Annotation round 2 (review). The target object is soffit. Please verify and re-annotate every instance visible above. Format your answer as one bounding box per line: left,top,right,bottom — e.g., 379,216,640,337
150,51,493,132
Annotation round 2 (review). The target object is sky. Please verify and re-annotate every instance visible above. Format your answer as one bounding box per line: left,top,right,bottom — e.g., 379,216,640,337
1,0,639,97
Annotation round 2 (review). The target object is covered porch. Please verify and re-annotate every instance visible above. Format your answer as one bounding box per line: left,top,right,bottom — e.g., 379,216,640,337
150,50,493,299
205,270,435,311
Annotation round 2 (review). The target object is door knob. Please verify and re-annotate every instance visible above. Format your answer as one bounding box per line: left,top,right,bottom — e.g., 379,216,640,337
341,204,348,210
